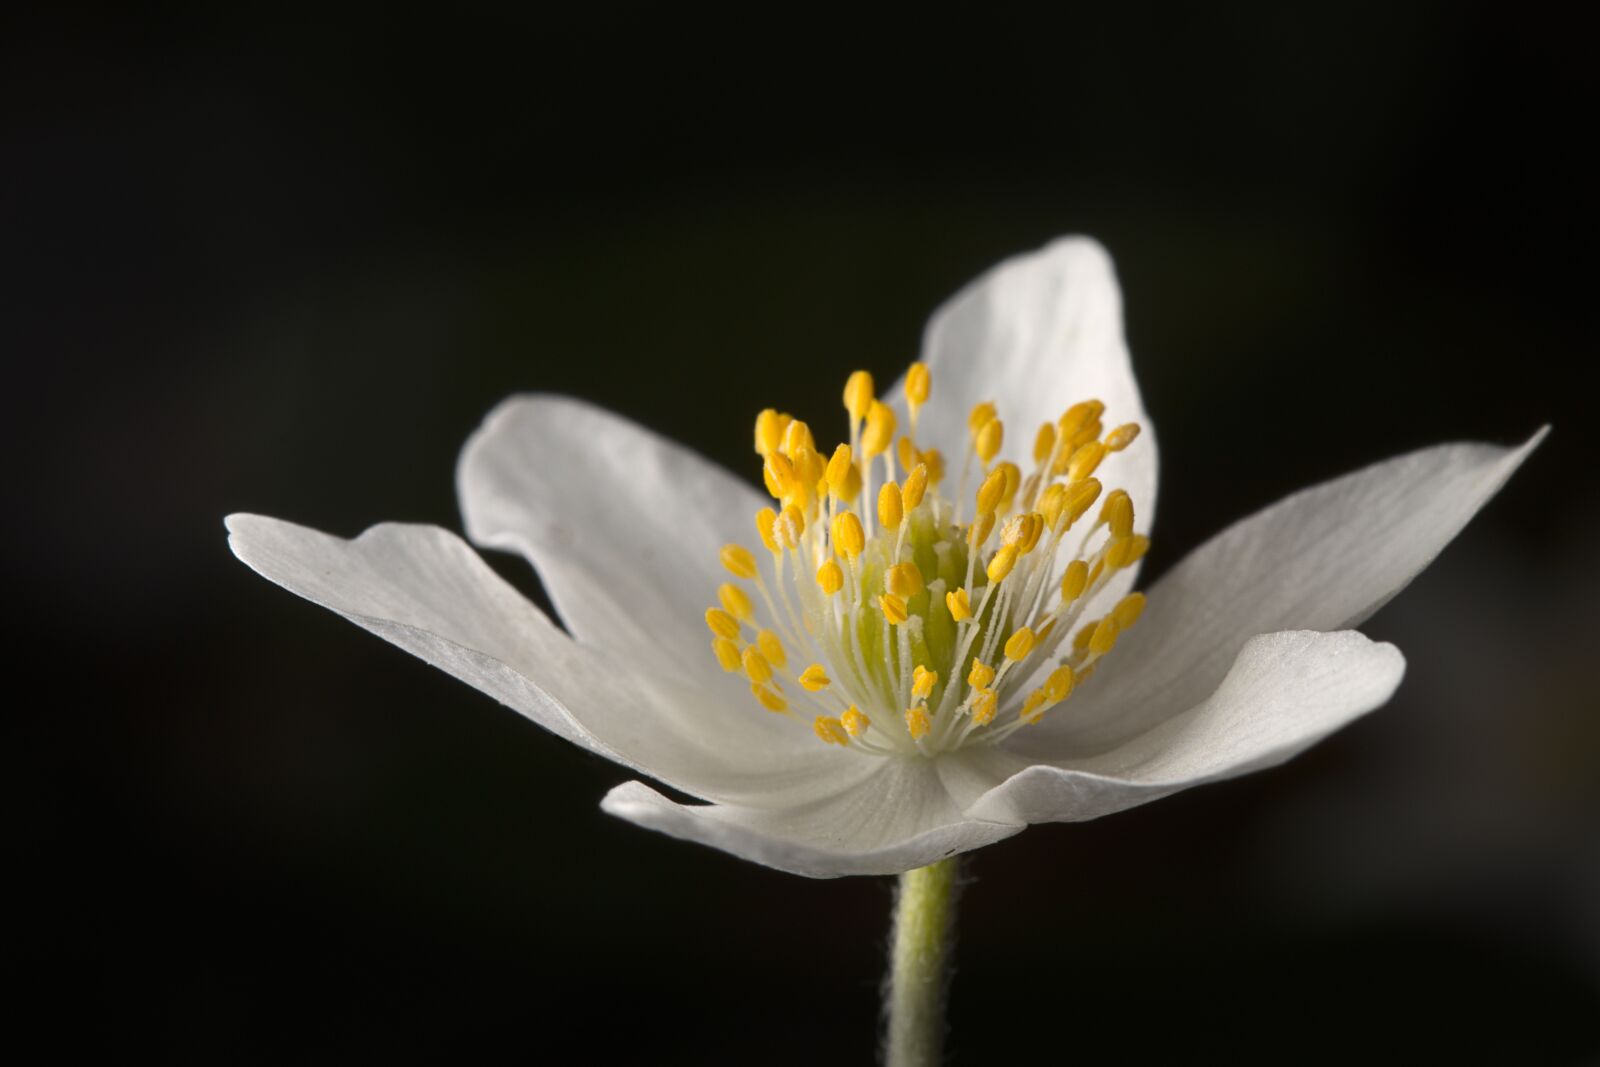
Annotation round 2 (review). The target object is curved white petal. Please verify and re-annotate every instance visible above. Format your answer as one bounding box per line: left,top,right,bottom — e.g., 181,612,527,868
1047,429,1544,750
970,630,1404,824
890,236,1158,627
225,514,854,806
602,757,1024,878
457,395,768,700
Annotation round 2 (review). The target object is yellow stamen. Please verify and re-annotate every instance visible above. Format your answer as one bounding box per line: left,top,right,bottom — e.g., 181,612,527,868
1104,423,1141,452
1100,489,1133,538
1032,422,1057,465
886,561,924,599
971,687,998,725
816,558,844,596
986,544,1019,583
755,408,785,455
742,645,774,685
967,660,996,688
756,507,780,553
832,511,865,559
968,510,996,548
1019,689,1047,723
719,582,754,621
782,418,815,458
720,544,758,579
1004,626,1036,662
763,451,797,500
975,417,1004,464
946,587,972,622
995,461,1021,512
1038,483,1067,529
1062,478,1102,527
922,448,945,484
752,683,787,713
902,463,929,512
912,665,938,699
1089,616,1120,656
776,505,805,548
799,664,831,691
1045,665,1075,703
1106,534,1150,569
705,608,740,639
1112,592,1147,630
862,400,896,457
1060,559,1089,602
842,707,870,736
844,370,874,422
904,361,931,413
1066,440,1106,482
758,629,788,669
968,401,997,435
813,715,850,746
905,705,931,740
878,481,903,529
825,443,854,496
712,637,742,672
976,468,1007,514
880,593,908,625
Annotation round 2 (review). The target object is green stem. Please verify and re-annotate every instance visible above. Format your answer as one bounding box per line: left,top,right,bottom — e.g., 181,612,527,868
884,857,961,1067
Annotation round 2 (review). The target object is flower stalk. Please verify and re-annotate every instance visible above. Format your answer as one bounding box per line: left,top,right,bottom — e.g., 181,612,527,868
885,857,961,1066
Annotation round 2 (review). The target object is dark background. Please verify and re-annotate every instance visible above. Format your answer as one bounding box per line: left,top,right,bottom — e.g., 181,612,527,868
8,3,1597,1062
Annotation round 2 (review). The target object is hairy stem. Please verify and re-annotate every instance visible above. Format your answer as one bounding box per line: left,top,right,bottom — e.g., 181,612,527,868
884,857,961,1066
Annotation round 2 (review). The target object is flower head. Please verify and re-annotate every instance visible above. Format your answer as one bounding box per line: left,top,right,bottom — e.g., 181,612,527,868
227,237,1542,877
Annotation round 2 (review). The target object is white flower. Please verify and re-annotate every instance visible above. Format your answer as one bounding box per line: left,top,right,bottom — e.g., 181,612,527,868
227,237,1542,878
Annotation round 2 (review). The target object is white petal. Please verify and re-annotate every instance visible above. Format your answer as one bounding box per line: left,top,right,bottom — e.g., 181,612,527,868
969,630,1405,824
1052,429,1544,750
457,395,767,698
602,757,1024,878
891,236,1158,629
226,514,853,806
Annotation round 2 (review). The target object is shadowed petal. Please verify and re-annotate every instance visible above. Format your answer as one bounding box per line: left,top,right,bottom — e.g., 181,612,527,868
602,757,1024,878
226,514,852,805
970,630,1404,823
457,394,768,698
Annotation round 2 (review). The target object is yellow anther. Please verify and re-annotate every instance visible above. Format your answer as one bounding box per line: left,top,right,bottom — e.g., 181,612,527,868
844,370,875,422
755,408,785,455
897,435,917,473
968,510,996,548
816,558,844,596
976,468,1007,514
886,561,925,599
1004,626,1036,662
1038,484,1067,529
842,707,870,736
975,417,1004,464
986,544,1019,583
756,507,780,553
912,665,938,699
1058,399,1105,440
757,629,787,669
1019,689,1048,723
741,645,774,685
971,687,998,725
1104,423,1141,452
1037,619,1056,643
922,448,946,484
1112,592,1147,630
836,461,863,501
1022,513,1045,552
752,683,788,713
813,715,850,746
792,443,826,491
968,401,997,435
880,593,908,625
862,400,896,457
904,705,931,740
1060,559,1089,602
832,511,865,559
1073,624,1096,652
1066,440,1107,482
1089,616,1120,656
1002,513,1043,553
878,481,904,529
763,451,796,499
902,463,929,512
1106,534,1151,570
946,587,972,622
799,664,831,691
711,638,742,672
1062,478,1103,526
996,461,1021,512
1032,422,1057,466
825,443,854,496
967,660,996,689
719,582,754,621
782,418,815,458
776,504,806,548
720,544,758,579
1045,664,1076,703
1100,489,1133,538
705,607,741,639
904,361,931,412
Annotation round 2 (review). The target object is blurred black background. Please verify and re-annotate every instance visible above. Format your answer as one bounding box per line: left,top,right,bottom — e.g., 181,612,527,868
7,3,1597,1062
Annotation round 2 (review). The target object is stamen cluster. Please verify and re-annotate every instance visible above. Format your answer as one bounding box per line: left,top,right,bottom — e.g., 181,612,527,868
703,365,1150,757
